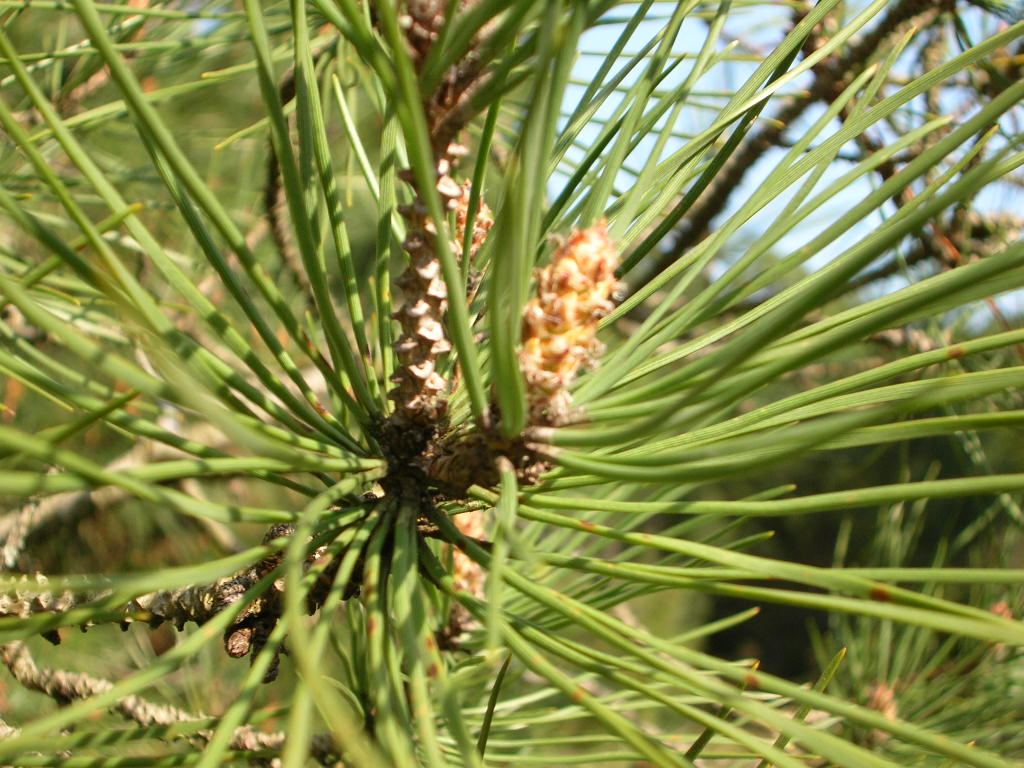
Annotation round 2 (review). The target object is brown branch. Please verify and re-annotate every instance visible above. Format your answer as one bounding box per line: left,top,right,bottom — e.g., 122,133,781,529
0,641,339,764
845,211,1023,294
841,236,946,293
0,516,366,685
0,423,230,569
0,568,250,645
655,0,950,273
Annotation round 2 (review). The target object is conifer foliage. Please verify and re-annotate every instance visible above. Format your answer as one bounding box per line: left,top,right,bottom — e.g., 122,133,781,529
0,1,1023,766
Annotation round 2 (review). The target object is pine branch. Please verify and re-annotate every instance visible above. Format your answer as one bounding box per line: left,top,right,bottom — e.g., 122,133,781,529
0,641,339,764
1,524,351,683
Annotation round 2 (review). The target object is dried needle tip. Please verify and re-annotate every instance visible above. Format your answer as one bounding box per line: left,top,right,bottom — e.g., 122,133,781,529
520,220,622,427
495,455,516,475
523,426,556,444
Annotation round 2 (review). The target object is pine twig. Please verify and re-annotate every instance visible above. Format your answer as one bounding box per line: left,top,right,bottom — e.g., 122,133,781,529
0,641,339,764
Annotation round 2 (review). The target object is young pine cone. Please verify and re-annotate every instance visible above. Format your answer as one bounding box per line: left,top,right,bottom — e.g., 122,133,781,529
520,221,621,426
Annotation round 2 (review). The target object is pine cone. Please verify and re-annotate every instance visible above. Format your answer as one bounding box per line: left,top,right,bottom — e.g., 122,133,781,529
520,221,621,426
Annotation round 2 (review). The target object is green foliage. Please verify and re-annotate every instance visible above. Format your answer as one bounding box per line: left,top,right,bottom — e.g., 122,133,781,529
0,1,1022,766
